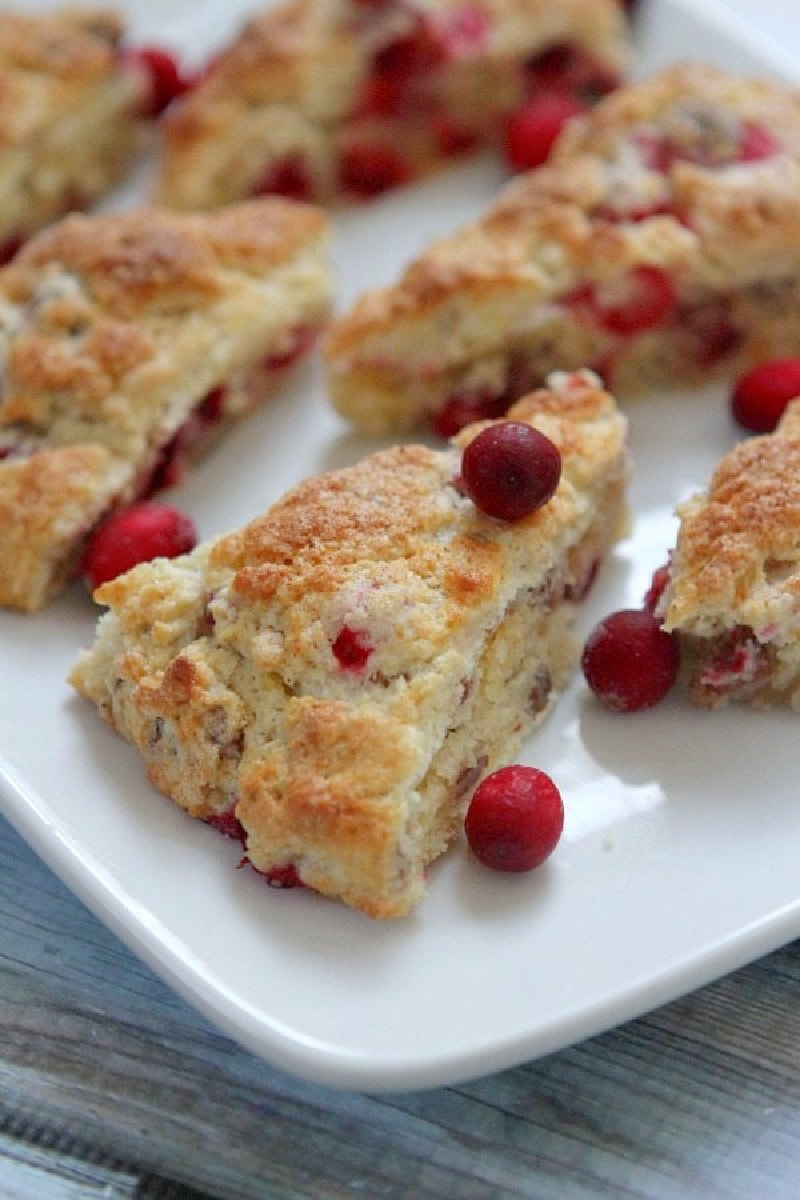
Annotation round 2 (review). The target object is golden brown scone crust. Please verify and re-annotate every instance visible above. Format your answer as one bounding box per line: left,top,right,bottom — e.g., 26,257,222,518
660,399,800,708
325,63,800,432
0,199,333,611
70,371,628,919
155,0,628,209
0,9,145,244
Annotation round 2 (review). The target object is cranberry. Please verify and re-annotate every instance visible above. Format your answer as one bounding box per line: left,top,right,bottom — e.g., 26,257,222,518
592,266,677,335
730,358,800,433
373,20,442,77
81,502,198,590
737,122,779,162
351,73,405,118
503,90,587,171
435,4,490,56
263,325,317,371
0,233,24,265
264,864,306,889
643,561,671,616
460,421,561,522
432,389,508,437
338,144,414,198
465,765,564,872
125,46,189,117
205,807,246,844
332,625,374,672
251,154,315,201
433,115,480,157
581,608,680,712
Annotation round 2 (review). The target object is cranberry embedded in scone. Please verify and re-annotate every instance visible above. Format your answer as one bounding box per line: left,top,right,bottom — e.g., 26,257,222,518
81,502,198,591
332,625,374,671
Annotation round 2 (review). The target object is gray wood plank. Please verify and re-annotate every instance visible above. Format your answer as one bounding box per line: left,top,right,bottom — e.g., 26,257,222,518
2,814,799,1200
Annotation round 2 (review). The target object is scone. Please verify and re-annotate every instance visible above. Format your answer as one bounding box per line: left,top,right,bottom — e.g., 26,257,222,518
69,370,628,919
324,63,800,434
658,398,800,709
0,8,149,261
0,199,333,612
154,0,628,209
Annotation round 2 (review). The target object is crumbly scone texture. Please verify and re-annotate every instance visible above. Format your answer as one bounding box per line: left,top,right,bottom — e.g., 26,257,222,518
154,0,628,209
325,62,800,433
70,371,628,919
659,399,800,709
0,199,333,611
0,9,145,246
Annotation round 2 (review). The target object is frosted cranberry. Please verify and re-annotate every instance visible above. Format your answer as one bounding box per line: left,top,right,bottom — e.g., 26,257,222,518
432,389,508,437
252,154,314,201
125,46,188,117
461,421,561,521
593,266,677,335
332,625,374,672
81,502,198,590
731,358,800,433
503,91,587,171
339,144,414,198
465,765,564,872
581,608,679,712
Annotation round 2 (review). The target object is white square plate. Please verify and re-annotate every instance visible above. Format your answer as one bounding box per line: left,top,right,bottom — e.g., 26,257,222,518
2,0,800,1091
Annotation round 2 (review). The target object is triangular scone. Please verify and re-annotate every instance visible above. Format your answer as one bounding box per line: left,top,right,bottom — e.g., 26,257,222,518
325,63,800,434
70,371,628,919
0,9,147,259
154,0,628,209
658,399,800,710
0,199,333,611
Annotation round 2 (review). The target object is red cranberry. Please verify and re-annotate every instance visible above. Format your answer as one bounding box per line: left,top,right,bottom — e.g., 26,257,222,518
332,625,374,672
730,358,800,433
503,90,587,171
264,864,306,889
432,390,509,438
581,608,680,712
737,122,779,162
124,46,188,117
465,765,564,872
205,807,246,844
433,115,480,157
460,421,562,522
593,266,677,335
0,233,24,265
338,144,414,198
263,325,317,371
435,4,490,56
643,561,671,616
81,502,198,590
251,154,315,201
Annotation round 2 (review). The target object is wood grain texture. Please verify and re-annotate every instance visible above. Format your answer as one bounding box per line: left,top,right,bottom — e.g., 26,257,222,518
1,813,800,1200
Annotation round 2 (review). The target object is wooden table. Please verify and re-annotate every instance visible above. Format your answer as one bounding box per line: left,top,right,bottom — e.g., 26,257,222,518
3,812,800,1199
